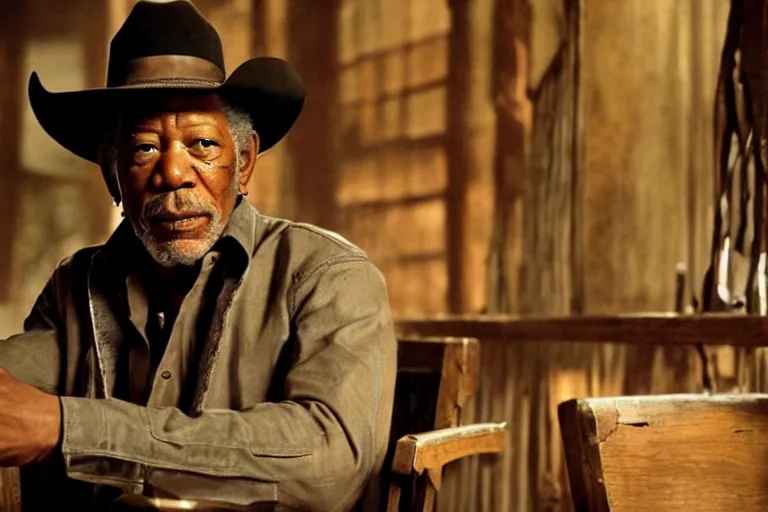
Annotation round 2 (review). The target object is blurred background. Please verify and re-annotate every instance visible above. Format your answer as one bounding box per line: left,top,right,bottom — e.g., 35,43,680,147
0,0,731,338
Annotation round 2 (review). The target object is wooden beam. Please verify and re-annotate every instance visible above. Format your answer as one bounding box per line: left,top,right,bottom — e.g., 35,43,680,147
395,313,768,346
444,0,471,314
485,0,530,314
445,0,496,314
284,0,340,230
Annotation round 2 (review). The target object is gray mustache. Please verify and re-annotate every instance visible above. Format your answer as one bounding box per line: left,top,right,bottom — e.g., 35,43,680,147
143,192,216,217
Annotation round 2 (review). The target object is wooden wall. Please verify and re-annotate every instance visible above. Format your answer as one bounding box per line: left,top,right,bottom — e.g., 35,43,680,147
245,0,502,318
516,0,729,318
579,0,716,314
436,1,732,511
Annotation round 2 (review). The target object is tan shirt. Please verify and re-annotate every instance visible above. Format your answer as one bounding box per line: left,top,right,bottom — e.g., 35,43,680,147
0,199,398,511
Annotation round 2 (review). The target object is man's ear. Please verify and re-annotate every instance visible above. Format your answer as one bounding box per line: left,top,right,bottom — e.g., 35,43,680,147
238,131,259,195
97,145,122,206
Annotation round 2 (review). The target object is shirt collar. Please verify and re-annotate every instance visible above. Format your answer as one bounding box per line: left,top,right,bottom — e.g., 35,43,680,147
216,196,256,270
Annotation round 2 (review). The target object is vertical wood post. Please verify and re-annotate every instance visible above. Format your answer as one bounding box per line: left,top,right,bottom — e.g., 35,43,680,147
485,0,531,314
445,0,471,315
284,0,340,230
446,0,496,314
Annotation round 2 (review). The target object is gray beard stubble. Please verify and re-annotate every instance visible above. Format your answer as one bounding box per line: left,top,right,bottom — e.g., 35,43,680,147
135,163,240,268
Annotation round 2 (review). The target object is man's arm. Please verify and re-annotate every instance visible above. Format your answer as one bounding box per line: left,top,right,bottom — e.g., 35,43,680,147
0,270,64,467
59,259,397,511
0,272,63,394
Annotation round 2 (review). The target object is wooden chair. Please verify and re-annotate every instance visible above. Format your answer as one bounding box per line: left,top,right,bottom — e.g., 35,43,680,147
558,394,768,512
384,336,506,511
108,336,506,511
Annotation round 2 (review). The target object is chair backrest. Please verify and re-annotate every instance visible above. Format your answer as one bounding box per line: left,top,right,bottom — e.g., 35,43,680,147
393,336,480,433
380,336,480,511
559,393,768,512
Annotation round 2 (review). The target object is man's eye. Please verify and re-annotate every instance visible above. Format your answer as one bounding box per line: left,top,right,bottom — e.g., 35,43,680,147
194,139,219,149
134,144,157,154
189,139,222,160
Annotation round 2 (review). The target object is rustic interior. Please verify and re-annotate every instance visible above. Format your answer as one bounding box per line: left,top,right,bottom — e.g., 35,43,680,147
3,0,768,511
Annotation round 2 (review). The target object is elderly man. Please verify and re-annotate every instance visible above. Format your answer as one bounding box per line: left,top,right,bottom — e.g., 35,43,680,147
0,1,397,510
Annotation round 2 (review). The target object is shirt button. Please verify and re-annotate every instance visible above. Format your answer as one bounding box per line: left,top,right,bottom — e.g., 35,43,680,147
161,370,172,380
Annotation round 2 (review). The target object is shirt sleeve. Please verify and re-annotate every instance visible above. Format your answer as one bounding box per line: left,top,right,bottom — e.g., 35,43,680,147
59,258,398,512
0,271,63,394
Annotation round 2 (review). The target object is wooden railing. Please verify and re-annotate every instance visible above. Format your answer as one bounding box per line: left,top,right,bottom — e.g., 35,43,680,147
397,313,768,346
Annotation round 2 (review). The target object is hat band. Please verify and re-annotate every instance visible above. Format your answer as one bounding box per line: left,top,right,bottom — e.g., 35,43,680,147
120,55,225,87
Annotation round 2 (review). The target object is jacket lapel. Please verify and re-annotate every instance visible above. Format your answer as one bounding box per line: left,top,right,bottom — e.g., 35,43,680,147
86,249,125,399
188,258,247,414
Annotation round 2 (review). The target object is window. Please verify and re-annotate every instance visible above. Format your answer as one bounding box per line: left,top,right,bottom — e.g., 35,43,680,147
335,0,451,316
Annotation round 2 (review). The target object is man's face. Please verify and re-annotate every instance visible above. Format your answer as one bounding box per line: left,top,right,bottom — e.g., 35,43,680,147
111,94,254,267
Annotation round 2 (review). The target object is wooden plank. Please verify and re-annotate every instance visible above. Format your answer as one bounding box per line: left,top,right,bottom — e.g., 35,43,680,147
395,314,768,346
523,0,582,317
560,394,768,511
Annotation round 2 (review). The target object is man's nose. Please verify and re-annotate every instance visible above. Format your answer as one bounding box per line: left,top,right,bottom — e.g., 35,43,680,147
151,142,196,191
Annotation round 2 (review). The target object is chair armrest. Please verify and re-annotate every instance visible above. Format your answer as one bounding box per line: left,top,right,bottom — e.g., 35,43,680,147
390,422,507,477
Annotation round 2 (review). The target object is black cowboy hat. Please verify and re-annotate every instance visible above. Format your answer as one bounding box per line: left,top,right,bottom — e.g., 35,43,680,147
28,0,305,167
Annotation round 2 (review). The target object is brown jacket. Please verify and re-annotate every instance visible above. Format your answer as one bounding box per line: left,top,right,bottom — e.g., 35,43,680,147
0,199,397,511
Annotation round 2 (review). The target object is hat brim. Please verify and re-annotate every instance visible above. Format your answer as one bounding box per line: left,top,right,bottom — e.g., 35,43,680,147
28,57,305,165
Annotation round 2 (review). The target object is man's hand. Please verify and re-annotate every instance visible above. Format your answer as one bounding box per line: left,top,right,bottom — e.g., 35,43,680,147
0,368,61,467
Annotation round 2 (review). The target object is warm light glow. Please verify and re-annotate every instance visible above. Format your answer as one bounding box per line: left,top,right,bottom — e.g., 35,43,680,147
109,207,123,232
